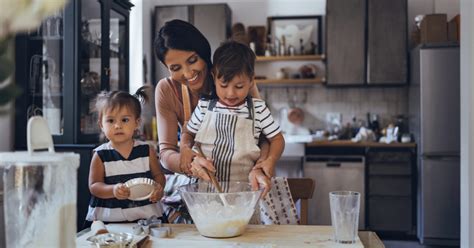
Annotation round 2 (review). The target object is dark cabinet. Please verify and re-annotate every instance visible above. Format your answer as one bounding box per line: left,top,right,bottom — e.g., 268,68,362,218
326,0,366,85
367,0,407,84
14,0,133,231
366,148,416,236
15,0,133,147
326,0,407,86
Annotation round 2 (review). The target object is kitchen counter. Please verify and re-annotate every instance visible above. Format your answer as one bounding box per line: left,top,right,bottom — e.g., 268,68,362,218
306,140,416,148
77,223,385,248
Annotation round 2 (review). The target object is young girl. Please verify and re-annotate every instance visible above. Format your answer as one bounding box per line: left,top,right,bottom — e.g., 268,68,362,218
86,86,165,223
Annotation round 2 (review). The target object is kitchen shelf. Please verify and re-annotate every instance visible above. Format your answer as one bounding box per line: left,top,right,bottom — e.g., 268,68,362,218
255,78,325,85
256,54,325,62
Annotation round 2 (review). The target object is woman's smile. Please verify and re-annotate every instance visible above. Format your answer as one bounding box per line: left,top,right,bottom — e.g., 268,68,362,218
187,72,200,85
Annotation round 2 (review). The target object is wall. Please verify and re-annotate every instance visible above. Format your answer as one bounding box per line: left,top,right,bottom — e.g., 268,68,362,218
460,0,474,246
132,0,458,132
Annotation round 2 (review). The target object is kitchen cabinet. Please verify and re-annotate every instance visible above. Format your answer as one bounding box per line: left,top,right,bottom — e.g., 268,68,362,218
305,141,417,236
153,4,231,84
326,0,407,86
15,0,133,146
326,0,366,85
255,55,326,85
14,0,133,231
366,147,416,237
304,155,366,228
367,0,407,84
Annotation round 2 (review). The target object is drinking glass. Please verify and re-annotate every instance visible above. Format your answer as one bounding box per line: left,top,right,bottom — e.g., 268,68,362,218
329,191,360,244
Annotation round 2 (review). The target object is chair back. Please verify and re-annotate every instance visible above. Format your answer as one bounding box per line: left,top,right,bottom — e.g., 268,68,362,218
287,178,315,225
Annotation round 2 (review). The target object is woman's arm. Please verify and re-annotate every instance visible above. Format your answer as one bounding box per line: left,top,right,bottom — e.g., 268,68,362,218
255,133,285,178
155,79,182,173
149,146,166,187
149,146,165,202
180,131,195,175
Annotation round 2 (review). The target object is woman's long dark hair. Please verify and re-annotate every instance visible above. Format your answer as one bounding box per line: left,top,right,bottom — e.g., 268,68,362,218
153,19,214,98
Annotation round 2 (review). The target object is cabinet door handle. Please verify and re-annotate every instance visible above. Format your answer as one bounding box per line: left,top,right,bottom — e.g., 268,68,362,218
104,67,110,76
326,163,341,167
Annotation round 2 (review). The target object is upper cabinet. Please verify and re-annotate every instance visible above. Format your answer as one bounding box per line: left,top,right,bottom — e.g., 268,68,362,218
14,0,133,147
367,0,407,84
326,0,366,85
326,0,407,86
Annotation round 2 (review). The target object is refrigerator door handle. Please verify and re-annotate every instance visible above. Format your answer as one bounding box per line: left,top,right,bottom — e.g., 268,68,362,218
422,154,460,160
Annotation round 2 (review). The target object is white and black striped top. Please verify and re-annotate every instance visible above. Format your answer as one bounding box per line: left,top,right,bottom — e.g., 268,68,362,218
86,141,162,222
187,98,281,141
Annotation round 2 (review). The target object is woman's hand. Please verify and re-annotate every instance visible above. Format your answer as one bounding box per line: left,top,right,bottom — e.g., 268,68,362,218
190,156,215,181
113,183,130,200
253,158,276,178
249,168,271,197
179,145,194,175
149,183,164,203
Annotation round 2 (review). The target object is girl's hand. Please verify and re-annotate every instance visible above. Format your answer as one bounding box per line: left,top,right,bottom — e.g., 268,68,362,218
113,183,130,200
149,183,164,203
190,156,215,181
249,168,271,197
179,145,194,175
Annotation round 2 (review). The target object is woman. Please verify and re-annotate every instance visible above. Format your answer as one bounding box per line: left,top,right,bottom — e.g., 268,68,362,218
153,19,271,192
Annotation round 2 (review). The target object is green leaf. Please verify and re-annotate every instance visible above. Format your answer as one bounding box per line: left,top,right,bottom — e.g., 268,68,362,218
0,38,9,54
0,83,22,106
0,55,13,82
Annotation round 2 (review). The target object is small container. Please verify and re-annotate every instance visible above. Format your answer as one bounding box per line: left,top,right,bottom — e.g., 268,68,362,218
0,117,80,248
150,227,171,238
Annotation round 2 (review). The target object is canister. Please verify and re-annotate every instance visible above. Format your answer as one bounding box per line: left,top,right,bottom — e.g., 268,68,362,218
0,151,79,247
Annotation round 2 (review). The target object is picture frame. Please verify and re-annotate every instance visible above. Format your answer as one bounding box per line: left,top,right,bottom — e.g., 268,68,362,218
267,15,322,56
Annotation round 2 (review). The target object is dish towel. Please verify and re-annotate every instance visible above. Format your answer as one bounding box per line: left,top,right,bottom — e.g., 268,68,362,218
258,177,299,225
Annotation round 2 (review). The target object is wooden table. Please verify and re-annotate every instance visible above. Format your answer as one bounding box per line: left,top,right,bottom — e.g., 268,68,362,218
77,224,385,248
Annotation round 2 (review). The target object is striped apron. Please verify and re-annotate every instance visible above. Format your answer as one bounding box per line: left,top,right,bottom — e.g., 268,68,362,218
194,97,299,225
194,97,260,182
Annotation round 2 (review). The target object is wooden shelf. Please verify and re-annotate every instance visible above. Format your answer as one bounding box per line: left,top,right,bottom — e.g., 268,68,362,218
255,78,325,85
256,54,325,62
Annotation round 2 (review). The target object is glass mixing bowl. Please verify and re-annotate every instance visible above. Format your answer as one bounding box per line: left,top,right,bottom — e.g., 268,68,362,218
179,181,262,238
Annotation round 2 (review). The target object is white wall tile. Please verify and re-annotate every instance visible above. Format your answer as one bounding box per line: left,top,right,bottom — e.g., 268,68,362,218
266,87,409,131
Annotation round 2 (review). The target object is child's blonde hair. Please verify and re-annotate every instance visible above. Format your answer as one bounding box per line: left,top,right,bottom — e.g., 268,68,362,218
95,86,149,122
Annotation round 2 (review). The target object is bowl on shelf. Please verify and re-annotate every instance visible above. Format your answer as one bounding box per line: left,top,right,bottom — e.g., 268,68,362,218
179,181,262,238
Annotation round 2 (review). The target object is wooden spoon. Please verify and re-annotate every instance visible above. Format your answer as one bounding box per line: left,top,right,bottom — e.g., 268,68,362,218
194,142,223,193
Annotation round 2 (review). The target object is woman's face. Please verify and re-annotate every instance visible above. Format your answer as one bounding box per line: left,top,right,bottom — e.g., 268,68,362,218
164,49,208,92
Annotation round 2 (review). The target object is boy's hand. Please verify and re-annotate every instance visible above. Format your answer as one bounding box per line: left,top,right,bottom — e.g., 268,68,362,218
253,158,276,178
113,183,130,200
149,183,164,203
249,168,271,197
179,145,194,175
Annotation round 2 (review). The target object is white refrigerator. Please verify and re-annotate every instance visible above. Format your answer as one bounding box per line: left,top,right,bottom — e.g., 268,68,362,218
409,45,460,246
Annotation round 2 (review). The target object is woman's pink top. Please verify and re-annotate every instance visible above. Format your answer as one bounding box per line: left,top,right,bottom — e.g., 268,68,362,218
155,78,200,171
